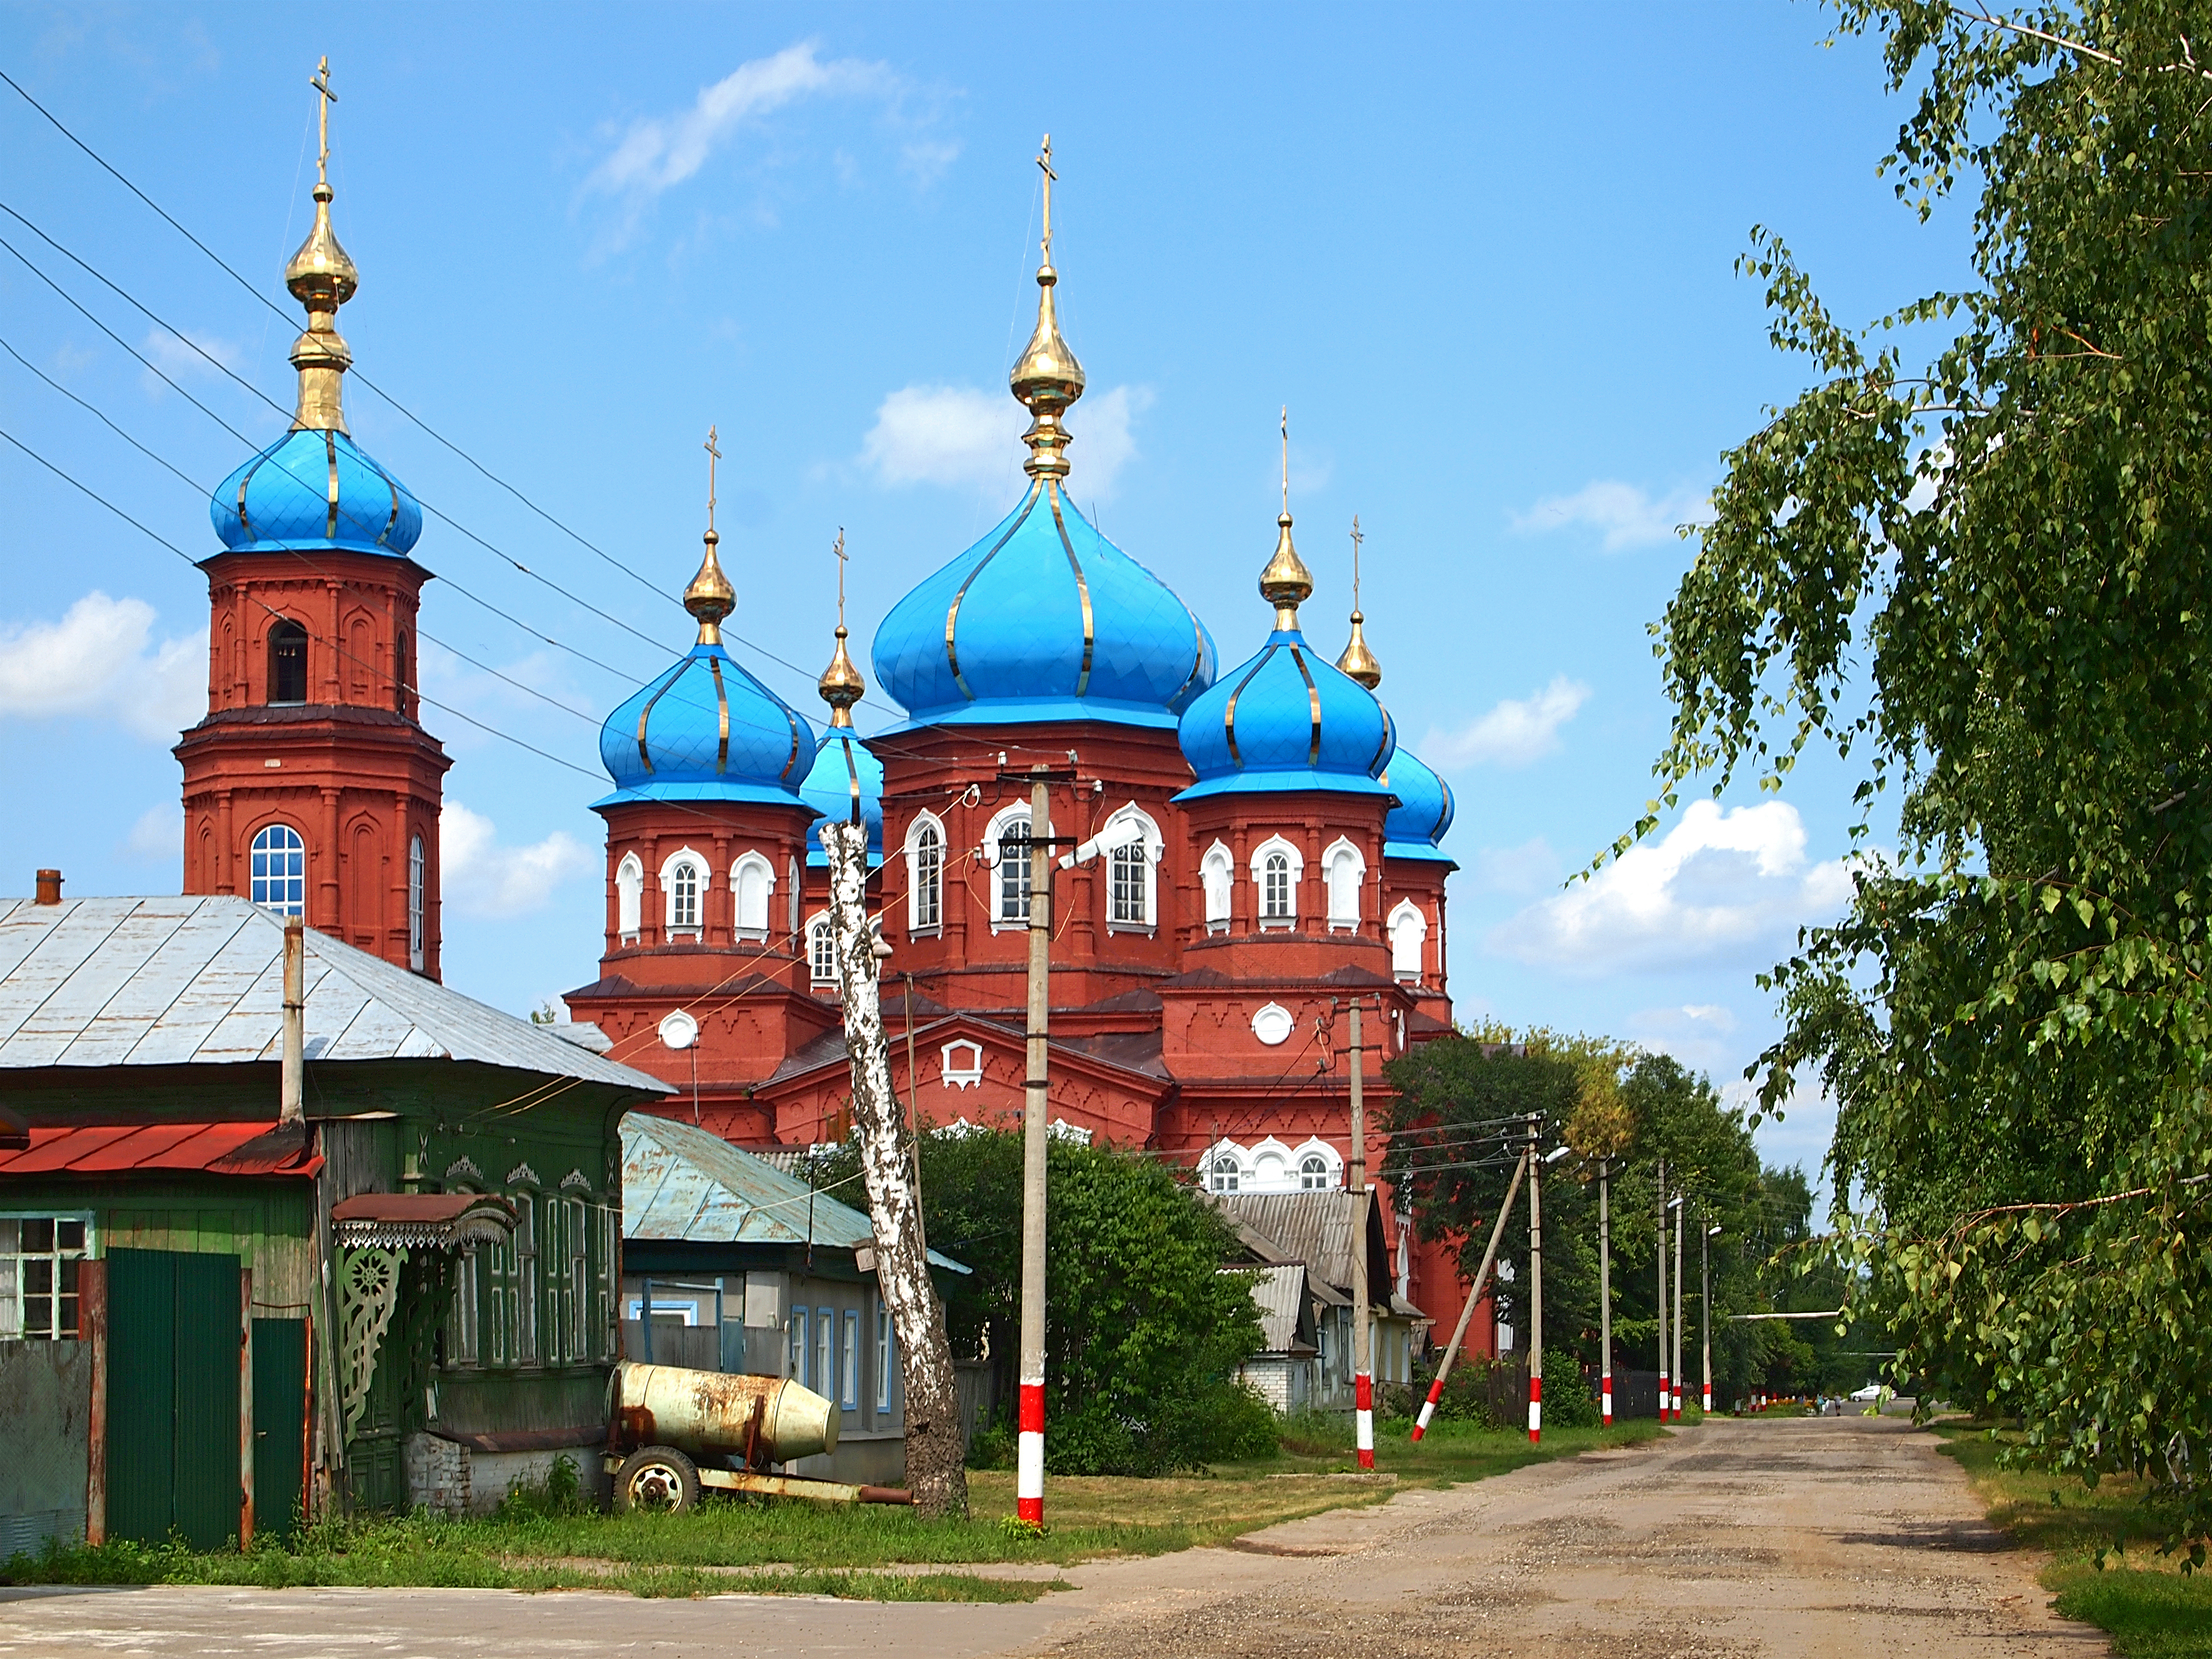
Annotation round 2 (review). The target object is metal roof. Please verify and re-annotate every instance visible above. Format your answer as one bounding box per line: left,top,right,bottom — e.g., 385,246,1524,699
1239,1262,1319,1355
0,1121,316,1177
621,1112,966,1272
0,896,669,1092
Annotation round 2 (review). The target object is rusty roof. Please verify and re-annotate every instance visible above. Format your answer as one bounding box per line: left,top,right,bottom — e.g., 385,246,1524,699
0,1120,318,1177
0,896,670,1092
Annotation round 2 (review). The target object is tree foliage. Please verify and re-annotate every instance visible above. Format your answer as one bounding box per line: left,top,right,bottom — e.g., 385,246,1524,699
1379,1035,1839,1400
816,1130,1273,1475
1647,2,2212,1548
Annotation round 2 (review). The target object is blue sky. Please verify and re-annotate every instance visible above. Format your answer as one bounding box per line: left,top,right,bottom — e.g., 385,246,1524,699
0,4,1974,1189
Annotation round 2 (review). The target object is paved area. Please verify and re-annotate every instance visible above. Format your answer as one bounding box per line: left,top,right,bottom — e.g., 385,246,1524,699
0,1417,2108,1657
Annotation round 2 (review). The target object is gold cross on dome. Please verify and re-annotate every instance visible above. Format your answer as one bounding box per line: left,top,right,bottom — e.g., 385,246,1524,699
1037,134,1057,263
1350,514,1364,608
1280,407,1290,515
310,57,337,187
703,425,721,531
832,528,848,625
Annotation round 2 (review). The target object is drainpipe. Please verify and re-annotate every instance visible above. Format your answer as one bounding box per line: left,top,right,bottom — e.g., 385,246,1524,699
281,916,305,1126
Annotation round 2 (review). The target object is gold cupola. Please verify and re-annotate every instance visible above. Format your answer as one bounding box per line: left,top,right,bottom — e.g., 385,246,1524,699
1335,515,1381,689
685,426,737,645
1009,135,1086,480
1259,408,1314,630
817,531,865,727
285,58,359,433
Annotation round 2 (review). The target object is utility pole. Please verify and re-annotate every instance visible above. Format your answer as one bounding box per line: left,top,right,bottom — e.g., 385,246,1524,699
1411,1147,1527,1440
1598,1157,1612,1429
1347,998,1373,1470
1702,1220,1718,1418
1656,1157,1668,1424
1526,1114,1543,1445
1017,770,1053,1527
1663,1194,1681,1415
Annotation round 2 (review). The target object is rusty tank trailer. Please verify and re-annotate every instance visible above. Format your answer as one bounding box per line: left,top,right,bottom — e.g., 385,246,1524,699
605,1361,910,1513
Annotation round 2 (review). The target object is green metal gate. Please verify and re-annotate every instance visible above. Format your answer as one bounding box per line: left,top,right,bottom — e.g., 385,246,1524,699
105,1248,241,1551
251,1318,307,1541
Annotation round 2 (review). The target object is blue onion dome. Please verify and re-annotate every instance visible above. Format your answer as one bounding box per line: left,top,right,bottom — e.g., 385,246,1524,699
1381,746,1456,860
870,162,1215,732
596,526,817,808
803,610,884,866
211,154,422,557
1176,509,1395,800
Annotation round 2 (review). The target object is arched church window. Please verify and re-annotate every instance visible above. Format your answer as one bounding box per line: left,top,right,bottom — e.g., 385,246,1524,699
1110,839,1147,926
809,916,837,985
616,854,644,943
1209,1154,1242,1194
1324,840,1365,932
1262,853,1293,922
267,620,308,706
911,820,943,933
1202,844,1234,933
733,851,773,940
249,824,306,917
1300,1154,1330,1190
997,815,1032,923
408,834,425,971
1389,900,1427,982
668,860,701,934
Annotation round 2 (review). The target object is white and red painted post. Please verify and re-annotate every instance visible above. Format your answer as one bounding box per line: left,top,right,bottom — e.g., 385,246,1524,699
1656,1158,1669,1425
1672,1191,1685,1422
1526,1115,1543,1445
1347,998,1374,1470
1702,1219,1718,1418
1598,1156,1612,1428
1016,775,1053,1526
1410,1148,1527,1441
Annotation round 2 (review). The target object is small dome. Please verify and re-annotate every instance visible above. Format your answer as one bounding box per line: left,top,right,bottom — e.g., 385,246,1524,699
1176,625,1395,799
801,731,884,868
1383,746,1455,860
212,427,423,556
872,484,1216,731
597,644,817,809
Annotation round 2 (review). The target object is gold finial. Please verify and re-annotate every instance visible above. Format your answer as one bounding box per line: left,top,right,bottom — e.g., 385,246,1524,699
817,528,865,728
683,426,736,645
1009,134,1086,481
1336,514,1381,689
283,55,358,433
1259,407,1313,630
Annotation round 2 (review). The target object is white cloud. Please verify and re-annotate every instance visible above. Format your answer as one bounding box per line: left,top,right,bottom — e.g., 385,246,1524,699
1510,479,1714,552
861,382,1150,498
0,591,204,742
1492,799,1855,975
586,42,899,200
1626,1001,1741,1073
140,326,238,382
1469,837,1561,896
1423,676,1589,769
440,803,594,919
122,802,182,862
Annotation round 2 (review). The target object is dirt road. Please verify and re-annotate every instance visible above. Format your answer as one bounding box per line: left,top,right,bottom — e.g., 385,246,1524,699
0,1417,2108,1658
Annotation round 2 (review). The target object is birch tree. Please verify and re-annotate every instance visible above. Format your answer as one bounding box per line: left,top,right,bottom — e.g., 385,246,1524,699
821,817,968,1518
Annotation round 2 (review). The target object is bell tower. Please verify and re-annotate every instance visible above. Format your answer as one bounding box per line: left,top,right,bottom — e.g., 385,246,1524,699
175,58,450,976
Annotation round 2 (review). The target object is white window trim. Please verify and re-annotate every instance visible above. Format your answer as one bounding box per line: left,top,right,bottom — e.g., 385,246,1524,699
1389,898,1427,982
731,850,776,942
1322,836,1366,933
407,833,426,970
1251,834,1305,929
984,803,1052,933
806,910,837,985
659,846,709,939
616,851,644,944
905,810,947,937
1087,803,1165,934
1201,840,1234,935
940,1038,984,1089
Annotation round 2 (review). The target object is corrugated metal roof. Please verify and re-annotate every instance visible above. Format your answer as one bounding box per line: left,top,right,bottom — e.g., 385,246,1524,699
1210,1192,1358,1285
0,1121,314,1176
621,1113,966,1272
0,896,670,1093
1239,1262,1318,1353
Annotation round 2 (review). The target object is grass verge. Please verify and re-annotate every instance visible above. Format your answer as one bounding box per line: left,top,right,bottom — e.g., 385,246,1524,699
1935,1424,2212,1657
1,1416,1664,1600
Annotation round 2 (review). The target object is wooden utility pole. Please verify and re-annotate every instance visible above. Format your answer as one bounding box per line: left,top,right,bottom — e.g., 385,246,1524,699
1347,998,1373,1470
1017,771,1053,1527
1526,1114,1544,1444
822,817,967,1517
1598,1158,1612,1428
1656,1158,1669,1424
1411,1148,1527,1441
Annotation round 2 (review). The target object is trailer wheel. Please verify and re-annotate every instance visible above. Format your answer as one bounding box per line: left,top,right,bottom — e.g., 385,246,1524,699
614,1445,701,1514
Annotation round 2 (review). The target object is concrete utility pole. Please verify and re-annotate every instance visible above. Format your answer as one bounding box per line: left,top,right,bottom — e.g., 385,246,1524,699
1598,1158,1612,1428
1017,771,1053,1527
1703,1222,1719,1417
1527,1115,1543,1444
1663,1194,1681,1415
1347,997,1373,1470
1411,1147,1527,1440
1663,1159,1672,1424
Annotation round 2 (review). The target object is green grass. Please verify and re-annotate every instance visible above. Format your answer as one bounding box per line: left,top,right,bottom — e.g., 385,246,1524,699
1935,1424,2212,1657
0,1417,1666,1600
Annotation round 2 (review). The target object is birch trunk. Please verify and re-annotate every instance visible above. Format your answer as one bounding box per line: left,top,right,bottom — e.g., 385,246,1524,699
821,817,969,1519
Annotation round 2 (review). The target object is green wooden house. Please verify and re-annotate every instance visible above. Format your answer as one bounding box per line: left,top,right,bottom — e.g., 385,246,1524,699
0,893,669,1550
